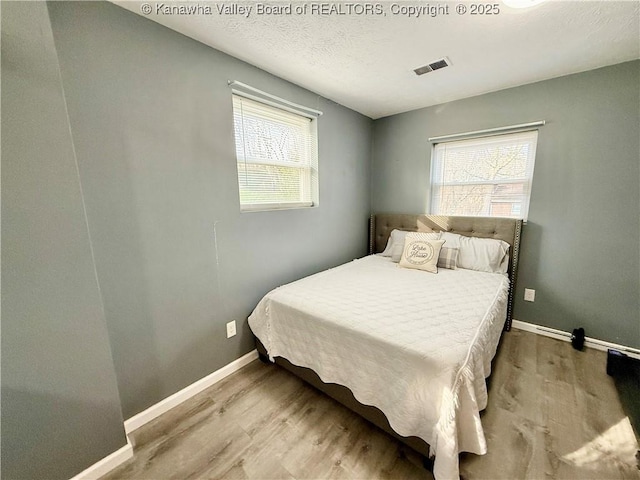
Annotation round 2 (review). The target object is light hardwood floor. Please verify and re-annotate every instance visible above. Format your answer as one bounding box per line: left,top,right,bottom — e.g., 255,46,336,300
103,330,639,480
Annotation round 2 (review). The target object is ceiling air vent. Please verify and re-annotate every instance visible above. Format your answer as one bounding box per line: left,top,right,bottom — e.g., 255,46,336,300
414,57,451,76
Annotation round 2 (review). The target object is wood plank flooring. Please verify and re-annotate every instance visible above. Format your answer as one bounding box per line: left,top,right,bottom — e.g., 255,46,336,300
102,330,639,479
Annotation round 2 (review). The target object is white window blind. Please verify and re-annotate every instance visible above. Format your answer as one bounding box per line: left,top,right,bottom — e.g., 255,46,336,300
232,94,318,211
430,130,538,221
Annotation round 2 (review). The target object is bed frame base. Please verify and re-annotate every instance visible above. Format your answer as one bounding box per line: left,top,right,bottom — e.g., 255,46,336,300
255,339,432,464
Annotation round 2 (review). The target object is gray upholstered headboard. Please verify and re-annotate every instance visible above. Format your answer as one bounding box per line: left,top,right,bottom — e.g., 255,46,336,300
369,213,523,330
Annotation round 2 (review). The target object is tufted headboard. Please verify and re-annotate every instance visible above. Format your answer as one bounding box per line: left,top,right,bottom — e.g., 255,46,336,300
369,213,523,330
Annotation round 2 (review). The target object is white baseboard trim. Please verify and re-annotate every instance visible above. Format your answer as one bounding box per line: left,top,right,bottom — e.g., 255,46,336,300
124,349,258,434
512,319,640,359
70,442,133,480
69,350,259,479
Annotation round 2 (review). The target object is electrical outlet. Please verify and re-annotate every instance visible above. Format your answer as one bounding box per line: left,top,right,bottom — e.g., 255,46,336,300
226,320,236,338
524,288,536,302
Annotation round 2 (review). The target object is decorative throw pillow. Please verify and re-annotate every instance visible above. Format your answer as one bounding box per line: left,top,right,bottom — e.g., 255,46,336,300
391,231,440,262
437,246,459,270
398,234,445,274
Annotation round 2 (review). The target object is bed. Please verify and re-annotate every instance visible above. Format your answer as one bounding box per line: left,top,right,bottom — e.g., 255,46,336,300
248,213,522,479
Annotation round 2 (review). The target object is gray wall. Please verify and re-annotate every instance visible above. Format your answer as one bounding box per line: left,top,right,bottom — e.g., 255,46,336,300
1,2,128,478
372,61,640,349
5,1,635,478
46,1,372,419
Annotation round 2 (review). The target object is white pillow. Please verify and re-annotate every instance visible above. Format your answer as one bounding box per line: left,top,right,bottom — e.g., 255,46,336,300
381,229,440,257
457,235,510,274
379,234,395,256
398,234,445,274
440,231,462,249
438,231,509,273
391,231,440,262
380,229,406,256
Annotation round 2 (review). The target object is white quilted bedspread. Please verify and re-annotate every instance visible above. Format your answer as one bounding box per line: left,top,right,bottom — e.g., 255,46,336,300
248,255,509,480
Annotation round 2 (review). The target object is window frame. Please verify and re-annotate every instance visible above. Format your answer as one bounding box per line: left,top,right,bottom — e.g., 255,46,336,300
429,129,539,221
232,93,319,213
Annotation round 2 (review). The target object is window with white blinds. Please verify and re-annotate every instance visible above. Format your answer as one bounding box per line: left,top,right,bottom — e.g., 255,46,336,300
232,94,318,211
430,130,538,221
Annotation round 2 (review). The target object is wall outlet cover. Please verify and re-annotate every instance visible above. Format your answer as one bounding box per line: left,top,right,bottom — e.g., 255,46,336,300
524,288,536,302
226,321,236,338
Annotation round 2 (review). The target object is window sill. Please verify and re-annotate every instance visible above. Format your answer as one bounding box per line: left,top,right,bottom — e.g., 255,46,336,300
240,202,315,213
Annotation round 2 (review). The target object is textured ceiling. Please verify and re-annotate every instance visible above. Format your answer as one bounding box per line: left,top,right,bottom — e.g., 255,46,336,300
113,1,640,119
